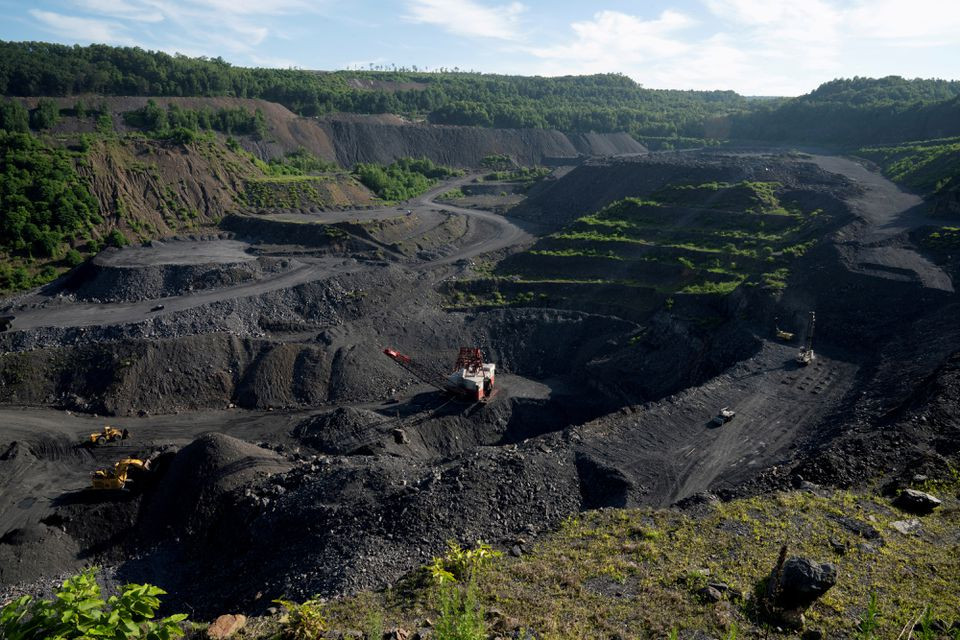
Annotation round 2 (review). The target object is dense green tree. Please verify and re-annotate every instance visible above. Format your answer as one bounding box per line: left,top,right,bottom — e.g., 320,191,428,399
354,157,461,200
2,42,958,146
0,99,28,132
28,98,59,129
0,132,100,258
0,41,749,139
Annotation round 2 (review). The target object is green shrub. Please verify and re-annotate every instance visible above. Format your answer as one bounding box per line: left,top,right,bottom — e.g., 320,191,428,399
107,229,129,248
275,598,327,640
354,157,462,201
428,542,500,640
0,132,101,259
0,99,29,132
64,248,85,267
858,592,880,640
29,98,60,130
266,147,337,175
167,126,197,145
96,113,114,134
0,567,187,640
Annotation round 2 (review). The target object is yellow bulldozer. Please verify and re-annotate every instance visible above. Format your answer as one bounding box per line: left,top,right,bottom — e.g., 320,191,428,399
87,426,129,446
90,458,148,490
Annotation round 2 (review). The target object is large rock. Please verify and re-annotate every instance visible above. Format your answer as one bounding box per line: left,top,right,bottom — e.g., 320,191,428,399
762,552,837,629
894,489,942,515
207,614,246,639
776,557,837,610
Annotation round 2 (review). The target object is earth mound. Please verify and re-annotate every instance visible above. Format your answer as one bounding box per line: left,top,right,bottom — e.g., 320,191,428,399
138,432,291,540
69,240,294,303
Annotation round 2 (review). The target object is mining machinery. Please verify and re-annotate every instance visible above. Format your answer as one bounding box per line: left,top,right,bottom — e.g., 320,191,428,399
383,347,496,402
796,311,816,366
87,426,129,446
90,458,148,490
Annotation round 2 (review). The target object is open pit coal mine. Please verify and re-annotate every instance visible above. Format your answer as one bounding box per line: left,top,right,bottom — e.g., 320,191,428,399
1,150,958,618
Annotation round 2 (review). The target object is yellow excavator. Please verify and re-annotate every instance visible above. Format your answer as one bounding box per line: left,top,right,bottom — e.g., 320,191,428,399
774,317,795,341
90,458,148,490
87,426,129,446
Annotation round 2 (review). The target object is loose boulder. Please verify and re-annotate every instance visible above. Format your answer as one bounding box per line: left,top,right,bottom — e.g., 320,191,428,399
760,549,837,629
889,519,922,535
894,489,942,515
777,557,837,610
207,614,246,639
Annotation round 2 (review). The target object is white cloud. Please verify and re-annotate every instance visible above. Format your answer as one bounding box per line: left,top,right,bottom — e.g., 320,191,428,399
527,1,941,94
404,0,526,41
845,0,960,46
29,9,134,44
72,0,165,22
182,0,316,16
44,0,324,60
705,0,843,70
529,10,694,68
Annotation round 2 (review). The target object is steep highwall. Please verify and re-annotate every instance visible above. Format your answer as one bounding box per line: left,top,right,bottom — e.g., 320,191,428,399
310,115,647,167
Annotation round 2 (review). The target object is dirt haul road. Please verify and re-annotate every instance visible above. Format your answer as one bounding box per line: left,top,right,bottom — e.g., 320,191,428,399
1,176,532,332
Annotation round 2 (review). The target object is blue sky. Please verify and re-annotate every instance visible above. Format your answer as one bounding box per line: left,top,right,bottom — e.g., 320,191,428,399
1,0,958,96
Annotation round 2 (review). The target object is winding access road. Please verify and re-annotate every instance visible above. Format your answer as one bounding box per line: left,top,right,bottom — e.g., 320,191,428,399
1,176,531,332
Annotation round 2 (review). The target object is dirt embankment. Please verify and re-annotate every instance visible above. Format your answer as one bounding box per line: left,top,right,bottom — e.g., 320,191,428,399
69,241,293,303
75,135,259,240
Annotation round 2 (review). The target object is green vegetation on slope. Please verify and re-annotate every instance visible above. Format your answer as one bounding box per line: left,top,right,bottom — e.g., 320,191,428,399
265,482,960,640
480,166,552,186
0,567,188,639
0,42,748,142
0,114,334,293
857,137,960,199
5,43,960,150
488,181,827,302
353,157,462,201
264,146,339,176
0,131,101,290
123,99,267,139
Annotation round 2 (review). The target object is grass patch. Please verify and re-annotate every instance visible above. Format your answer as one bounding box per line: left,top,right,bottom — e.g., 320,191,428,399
858,137,960,198
311,484,960,640
498,181,830,299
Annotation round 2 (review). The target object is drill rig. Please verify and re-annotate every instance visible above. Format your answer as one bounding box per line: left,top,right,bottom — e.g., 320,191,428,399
796,311,816,366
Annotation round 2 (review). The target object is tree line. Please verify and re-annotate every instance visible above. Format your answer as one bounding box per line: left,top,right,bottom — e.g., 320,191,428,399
728,77,960,145
0,41,748,139
2,41,959,146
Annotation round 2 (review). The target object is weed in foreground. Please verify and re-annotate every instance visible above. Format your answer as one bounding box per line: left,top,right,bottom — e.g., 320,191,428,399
0,567,187,640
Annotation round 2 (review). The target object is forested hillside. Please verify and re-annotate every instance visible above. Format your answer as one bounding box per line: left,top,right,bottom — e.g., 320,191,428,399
0,41,749,143
729,77,960,145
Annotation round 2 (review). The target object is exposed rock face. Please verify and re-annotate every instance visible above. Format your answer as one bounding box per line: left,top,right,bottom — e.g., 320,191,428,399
890,519,922,535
